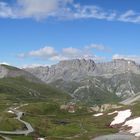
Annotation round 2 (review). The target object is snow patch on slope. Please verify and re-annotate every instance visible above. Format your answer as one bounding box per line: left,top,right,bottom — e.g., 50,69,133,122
110,109,131,125
93,113,103,117
124,117,140,137
108,111,118,115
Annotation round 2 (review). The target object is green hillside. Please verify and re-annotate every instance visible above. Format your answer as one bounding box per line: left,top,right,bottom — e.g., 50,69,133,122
0,77,70,103
50,78,120,105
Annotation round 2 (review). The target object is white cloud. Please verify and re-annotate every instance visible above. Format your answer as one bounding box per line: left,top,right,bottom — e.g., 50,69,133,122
70,4,117,21
16,0,73,20
0,0,140,24
0,0,73,20
19,44,106,62
18,53,26,58
28,46,57,58
119,10,140,23
62,47,80,56
113,54,140,63
0,2,14,18
0,62,10,65
82,54,105,61
85,44,109,52
49,55,68,61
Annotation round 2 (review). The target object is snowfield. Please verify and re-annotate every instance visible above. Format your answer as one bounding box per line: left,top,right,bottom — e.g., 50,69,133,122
108,111,118,115
124,117,140,137
110,109,131,125
7,110,14,114
37,138,45,140
93,113,103,117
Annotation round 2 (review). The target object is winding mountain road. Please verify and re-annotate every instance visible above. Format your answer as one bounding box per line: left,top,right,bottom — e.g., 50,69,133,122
0,107,34,139
0,135,12,140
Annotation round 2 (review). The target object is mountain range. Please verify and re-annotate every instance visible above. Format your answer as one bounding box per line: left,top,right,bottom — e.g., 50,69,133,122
24,59,140,105
0,59,140,105
1,59,140,139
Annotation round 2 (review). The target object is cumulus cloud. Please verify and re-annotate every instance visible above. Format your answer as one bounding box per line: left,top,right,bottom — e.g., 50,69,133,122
16,0,73,19
0,2,14,18
19,44,106,62
113,54,140,64
0,0,73,20
85,44,110,52
0,0,140,23
68,4,117,21
49,55,68,61
119,10,140,23
62,47,81,57
28,46,57,58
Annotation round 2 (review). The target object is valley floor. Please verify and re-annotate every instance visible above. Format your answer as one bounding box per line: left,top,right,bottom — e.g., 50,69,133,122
1,100,140,140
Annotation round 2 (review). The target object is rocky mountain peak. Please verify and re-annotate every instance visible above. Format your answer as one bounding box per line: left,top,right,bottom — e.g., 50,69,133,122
25,59,96,83
25,58,140,82
56,59,95,71
24,59,140,103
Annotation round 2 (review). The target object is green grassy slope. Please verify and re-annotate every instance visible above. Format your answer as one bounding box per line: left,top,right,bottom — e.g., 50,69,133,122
0,77,70,103
50,79,120,105
0,77,70,139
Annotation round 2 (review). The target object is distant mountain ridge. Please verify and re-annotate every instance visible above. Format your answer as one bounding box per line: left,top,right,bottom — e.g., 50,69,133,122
0,64,42,83
23,59,140,104
1,59,140,105
0,64,69,102
25,59,140,82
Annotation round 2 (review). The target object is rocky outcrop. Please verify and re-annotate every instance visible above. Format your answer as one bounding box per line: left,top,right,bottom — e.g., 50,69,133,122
60,102,76,113
89,104,122,112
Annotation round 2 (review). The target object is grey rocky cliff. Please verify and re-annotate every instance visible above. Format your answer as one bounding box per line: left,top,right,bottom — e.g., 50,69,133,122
25,59,96,82
95,59,140,77
25,59,140,82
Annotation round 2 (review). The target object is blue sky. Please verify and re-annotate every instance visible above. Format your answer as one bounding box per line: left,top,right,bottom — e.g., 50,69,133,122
0,0,140,67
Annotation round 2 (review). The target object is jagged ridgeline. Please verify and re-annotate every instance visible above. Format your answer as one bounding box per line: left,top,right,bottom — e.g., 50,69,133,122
25,59,140,105
0,64,70,102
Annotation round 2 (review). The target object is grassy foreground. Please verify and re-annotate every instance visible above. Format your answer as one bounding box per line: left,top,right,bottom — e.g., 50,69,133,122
19,102,118,140
0,100,119,140
0,77,120,140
